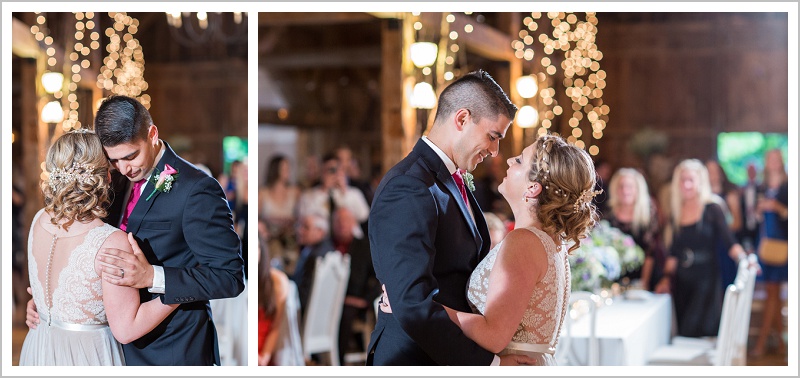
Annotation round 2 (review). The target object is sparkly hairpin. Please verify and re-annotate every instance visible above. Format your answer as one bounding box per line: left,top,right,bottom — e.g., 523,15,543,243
573,188,603,213
48,162,95,190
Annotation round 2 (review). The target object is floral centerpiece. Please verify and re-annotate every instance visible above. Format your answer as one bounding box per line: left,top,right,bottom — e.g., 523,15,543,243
568,220,645,292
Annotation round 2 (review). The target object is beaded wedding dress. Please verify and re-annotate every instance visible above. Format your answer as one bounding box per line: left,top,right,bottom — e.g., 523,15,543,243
467,226,570,366
19,209,125,366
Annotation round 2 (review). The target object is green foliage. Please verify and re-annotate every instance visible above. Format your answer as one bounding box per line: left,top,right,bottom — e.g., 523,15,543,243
717,132,788,186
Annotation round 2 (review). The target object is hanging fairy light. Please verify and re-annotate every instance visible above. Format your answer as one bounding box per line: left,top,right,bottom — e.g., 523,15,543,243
516,12,609,156
97,12,150,109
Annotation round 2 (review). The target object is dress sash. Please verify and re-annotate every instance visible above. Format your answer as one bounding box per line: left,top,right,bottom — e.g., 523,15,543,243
41,315,109,331
504,341,555,355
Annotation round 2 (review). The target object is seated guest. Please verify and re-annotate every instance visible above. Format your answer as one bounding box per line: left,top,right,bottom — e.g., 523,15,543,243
291,212,335,323
297,153,370,234
258,235,290,366
332,208,380,365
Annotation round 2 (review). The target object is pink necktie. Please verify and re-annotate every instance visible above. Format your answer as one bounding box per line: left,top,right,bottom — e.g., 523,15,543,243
452,169,469,205
120,179,145,231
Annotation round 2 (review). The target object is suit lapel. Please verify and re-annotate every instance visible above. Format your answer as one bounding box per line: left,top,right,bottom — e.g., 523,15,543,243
415,141,482,250
127,143,176,234
468,192,490,260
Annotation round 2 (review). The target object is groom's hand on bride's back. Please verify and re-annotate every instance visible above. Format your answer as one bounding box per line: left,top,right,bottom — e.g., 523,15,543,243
499,354,538,366
25,287,39,329
97,232,155,289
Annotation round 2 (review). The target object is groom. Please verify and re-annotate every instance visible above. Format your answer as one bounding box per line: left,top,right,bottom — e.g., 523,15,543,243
28,95,245,365
367,70,533,365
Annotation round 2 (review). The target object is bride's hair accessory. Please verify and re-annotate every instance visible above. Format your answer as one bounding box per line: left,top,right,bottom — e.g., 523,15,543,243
48,162,95,190
537,138,568,199
573,188,603,213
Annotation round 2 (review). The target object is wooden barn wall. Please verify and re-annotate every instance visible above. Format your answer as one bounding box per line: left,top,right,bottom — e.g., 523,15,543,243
593,13,788,174
144,60,248,177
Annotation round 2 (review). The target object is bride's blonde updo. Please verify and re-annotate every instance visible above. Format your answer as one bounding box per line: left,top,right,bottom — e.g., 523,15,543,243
528,133,601,253
42,130,111,229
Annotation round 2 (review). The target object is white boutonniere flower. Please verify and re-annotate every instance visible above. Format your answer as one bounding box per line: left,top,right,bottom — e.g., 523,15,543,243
145,164,179,201
463,171,475,192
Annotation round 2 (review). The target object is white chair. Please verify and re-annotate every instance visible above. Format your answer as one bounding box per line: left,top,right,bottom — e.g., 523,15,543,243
556,291,601,366
647,257,758,366
302,252,351,366
209,279,249,365
342,297,377,366
273,280,305,366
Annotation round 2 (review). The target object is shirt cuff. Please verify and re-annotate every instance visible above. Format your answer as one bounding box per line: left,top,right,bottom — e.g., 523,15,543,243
147,265,166,294
491,355,501,366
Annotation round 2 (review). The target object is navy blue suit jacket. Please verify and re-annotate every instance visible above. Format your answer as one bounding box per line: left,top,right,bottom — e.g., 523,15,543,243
366,139,494,365
105,142,245,365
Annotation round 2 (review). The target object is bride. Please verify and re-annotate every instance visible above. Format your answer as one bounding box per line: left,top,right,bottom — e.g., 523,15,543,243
19,130,178,366
446,133,600,365
384,133,600,365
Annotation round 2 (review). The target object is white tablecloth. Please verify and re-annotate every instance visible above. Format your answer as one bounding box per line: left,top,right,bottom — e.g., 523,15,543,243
566,293,672,365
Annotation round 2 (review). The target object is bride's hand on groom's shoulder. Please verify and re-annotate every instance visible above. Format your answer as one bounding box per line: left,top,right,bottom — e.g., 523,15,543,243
499,354,538,366
98,233,154,289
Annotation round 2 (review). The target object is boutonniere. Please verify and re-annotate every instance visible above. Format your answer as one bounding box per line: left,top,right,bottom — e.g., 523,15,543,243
463,171,475,192
145,163,179,201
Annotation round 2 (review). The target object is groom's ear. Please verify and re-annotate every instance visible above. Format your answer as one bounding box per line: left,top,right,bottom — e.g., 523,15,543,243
147,125,159,144
453,108,470,131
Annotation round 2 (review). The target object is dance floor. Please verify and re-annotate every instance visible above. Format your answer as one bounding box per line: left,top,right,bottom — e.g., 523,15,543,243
8,282,787,366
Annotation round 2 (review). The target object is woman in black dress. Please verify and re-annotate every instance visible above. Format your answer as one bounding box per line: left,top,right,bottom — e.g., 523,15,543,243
655,159,749,337
605,168,665,291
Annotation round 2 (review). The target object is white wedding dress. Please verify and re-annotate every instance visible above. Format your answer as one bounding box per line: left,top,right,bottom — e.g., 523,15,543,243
467,226,570,366
19,209,126,366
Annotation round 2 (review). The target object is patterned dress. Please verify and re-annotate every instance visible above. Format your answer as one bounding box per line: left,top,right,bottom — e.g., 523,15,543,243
19,209,125,366
467,226,570,366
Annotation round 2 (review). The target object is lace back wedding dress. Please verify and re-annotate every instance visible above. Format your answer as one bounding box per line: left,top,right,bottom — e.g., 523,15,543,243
467,226,570,366
19,209,125,366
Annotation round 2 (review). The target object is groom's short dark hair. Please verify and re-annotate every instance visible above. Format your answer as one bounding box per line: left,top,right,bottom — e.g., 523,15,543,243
94,95,153,147
433,69,517,126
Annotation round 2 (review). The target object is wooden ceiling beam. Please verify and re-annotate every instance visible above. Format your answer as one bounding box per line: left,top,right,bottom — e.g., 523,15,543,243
449,13,516,62
261,46,381,68
259,12,377,26
375,12,516,62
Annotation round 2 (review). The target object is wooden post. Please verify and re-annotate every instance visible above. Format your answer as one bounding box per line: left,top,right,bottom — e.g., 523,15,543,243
20,58,43,237
380,17,406,175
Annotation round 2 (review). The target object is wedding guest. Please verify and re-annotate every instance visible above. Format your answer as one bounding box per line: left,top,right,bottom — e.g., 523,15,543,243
735,163,762,254
258,233,290,366
332,207,380,365
291,212,335,323
296,153,370,234
299,154,322,190
605,168,665,291
336,146,372,204
219,160,243,212
751,149,788,357
705,159,742,288
705,159,740,225
259,155,300,244
655,159,749,337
